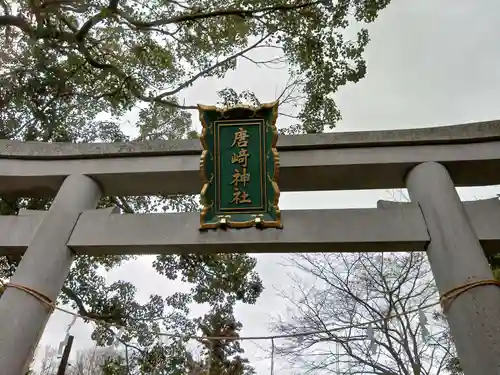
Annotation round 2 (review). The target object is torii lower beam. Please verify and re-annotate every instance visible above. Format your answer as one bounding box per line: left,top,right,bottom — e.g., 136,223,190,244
1,198,499,257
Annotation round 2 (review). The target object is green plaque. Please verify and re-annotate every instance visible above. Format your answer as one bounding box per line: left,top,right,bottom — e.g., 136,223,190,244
198,102,282,230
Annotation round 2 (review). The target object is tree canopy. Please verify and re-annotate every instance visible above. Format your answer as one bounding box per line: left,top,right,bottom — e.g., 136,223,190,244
0,0,391,137
1,0,392,373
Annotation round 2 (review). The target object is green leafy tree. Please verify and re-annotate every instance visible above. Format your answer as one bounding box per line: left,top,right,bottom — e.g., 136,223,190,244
0,0,391,372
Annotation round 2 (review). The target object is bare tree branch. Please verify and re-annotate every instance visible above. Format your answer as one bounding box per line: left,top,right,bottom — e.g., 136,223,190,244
156,32,272,99
274,252,453,375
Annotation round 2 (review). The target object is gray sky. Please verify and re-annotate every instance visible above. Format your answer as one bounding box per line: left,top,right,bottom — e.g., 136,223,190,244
34,0,500,373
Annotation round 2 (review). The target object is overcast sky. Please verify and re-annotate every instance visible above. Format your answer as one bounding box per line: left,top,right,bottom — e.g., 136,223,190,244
34,0,500,373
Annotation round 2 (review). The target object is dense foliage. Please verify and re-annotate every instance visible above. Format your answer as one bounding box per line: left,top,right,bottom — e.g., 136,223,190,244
0,0,391,373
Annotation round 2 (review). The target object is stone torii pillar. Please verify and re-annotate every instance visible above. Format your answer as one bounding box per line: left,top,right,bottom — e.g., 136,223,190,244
0,174,101,375
406,162,500,375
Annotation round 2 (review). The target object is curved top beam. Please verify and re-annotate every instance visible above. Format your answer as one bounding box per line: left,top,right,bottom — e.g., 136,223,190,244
1,120,499,160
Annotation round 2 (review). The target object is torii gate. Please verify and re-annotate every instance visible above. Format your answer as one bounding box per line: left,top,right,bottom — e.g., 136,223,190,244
0,117,500,375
